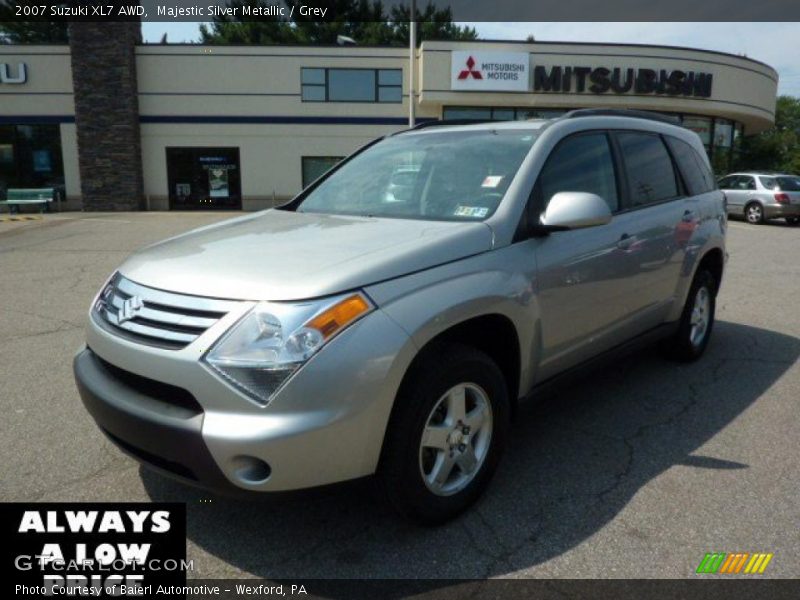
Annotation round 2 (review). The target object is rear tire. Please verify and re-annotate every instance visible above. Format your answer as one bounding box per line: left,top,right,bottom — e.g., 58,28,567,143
379,344,510,525
663,269,717,362
745,202,765,224
786,216,800,226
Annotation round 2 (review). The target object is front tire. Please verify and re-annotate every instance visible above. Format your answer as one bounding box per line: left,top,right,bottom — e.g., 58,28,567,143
664,269,717,362
786,216,800,226
379,344,510,525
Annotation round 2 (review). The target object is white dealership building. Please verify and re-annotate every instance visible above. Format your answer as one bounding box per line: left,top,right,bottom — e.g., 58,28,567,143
0,33,778,211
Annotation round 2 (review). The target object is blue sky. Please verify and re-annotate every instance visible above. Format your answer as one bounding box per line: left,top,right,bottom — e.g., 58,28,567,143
141,22,800,96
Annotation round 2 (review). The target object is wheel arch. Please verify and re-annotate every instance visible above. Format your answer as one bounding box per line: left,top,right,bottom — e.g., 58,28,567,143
410,313,522,407
744,198,764,215
669,240,726,322
696,246,725,294
377,312,523,477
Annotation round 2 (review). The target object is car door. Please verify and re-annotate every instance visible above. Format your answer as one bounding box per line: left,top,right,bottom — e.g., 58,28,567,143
728,175,756,213
532,131,645,378
611,131,692,329
718,175,741,212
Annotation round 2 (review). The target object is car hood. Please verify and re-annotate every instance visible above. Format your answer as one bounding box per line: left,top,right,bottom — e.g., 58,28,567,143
119,210,495,301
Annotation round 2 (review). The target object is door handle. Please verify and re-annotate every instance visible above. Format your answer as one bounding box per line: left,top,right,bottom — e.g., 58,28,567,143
617,233,634,250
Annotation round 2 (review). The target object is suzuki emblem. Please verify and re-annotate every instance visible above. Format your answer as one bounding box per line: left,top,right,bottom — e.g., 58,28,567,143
118,295,144,323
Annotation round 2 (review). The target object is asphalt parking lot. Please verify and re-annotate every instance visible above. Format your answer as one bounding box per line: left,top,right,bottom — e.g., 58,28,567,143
1,212,798,579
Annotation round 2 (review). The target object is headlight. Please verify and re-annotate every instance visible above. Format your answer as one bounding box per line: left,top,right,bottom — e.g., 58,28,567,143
204,292,373,405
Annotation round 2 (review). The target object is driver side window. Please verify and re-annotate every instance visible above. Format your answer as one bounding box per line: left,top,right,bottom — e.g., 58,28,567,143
539,133,619,212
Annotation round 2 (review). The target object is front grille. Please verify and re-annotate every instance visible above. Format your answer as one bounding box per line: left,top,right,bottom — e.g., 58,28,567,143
94,273,239,349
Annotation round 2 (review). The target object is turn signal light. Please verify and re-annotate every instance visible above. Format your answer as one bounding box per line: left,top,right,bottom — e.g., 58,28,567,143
775,193,790,204
307,294,371,339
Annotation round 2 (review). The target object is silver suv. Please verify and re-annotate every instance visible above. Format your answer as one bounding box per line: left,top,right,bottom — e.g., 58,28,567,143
74,110,727,524
718,172,800,225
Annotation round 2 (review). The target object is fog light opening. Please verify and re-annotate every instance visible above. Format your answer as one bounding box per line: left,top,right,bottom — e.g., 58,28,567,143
231,456,272,484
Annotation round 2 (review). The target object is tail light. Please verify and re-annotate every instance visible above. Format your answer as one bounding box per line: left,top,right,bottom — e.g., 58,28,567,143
775,193,790,204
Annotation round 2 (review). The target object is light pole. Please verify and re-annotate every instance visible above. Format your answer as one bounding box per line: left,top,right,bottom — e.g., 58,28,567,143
409,0,416,127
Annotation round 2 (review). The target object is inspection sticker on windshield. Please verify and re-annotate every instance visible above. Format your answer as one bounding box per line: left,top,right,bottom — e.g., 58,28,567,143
481,175,504,188
454,206,489,218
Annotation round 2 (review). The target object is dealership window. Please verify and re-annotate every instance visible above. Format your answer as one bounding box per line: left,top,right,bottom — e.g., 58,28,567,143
711,118,734,175
300,68,326,101
166,147,241,210
0,124,65,200
301,68,402,103
442,107,492,120
731,122,744,170
617,132,679,207
302,156,343,188
443,106,568,121
681,116,712,151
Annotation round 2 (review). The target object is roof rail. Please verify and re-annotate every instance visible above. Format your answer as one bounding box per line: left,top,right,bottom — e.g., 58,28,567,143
563,109,681,125
412,118,497,130
393,118,496,135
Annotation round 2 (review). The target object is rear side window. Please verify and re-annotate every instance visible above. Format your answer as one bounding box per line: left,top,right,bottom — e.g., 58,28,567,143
617,132,679,207
538,133,619,212
760,176,800,191
665,136,715,195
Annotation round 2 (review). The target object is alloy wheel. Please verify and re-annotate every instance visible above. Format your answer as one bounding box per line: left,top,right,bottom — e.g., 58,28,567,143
418,383,493,496
746,204,763,224
689,285,711,347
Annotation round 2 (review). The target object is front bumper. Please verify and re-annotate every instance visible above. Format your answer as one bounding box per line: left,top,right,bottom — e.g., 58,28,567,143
74,348,236,492
76,306,415,493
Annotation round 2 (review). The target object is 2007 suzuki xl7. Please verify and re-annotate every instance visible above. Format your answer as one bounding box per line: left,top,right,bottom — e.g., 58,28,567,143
74,110,726,524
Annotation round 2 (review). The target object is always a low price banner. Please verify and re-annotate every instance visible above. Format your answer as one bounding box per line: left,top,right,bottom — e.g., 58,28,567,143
3,503,187,596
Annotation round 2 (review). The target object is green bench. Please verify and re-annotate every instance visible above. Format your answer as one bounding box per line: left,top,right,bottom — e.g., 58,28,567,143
0,188,55,214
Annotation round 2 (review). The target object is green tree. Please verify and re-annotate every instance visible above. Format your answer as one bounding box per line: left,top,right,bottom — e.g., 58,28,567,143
199,0,477,46
737,95,800,173
0,1,68,43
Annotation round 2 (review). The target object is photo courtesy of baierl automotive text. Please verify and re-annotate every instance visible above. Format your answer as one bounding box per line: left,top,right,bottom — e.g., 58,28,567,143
1,0,800,597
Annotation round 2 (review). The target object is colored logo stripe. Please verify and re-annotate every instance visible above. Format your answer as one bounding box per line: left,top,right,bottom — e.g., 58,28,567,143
697,553,726,573
697,552,773,574
719,553,749,573
744,553,773,574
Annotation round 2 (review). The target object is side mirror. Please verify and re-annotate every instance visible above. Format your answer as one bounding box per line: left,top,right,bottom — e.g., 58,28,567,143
540,192,613,230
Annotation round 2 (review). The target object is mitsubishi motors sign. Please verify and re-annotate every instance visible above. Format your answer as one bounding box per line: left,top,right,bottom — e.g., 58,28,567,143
451,51,529,92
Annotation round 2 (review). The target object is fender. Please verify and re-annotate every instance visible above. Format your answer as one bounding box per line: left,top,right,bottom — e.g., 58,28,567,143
666,191,727,322
365,244,542,399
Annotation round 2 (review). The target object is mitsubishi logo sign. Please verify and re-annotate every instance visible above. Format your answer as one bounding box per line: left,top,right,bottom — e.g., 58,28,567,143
451,51,529,92
457,56,483,80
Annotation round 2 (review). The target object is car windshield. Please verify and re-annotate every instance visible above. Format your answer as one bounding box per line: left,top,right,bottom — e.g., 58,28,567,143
759,176,800,191
296,129,539,221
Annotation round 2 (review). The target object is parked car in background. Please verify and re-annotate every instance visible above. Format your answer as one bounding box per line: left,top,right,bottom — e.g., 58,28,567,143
75,110,726,524
718,172,800,225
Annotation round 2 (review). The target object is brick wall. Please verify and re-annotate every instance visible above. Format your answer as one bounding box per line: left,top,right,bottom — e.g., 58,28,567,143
68,23,144,211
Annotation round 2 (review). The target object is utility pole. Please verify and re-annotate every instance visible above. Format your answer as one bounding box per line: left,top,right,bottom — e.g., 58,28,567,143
409,0,416,127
